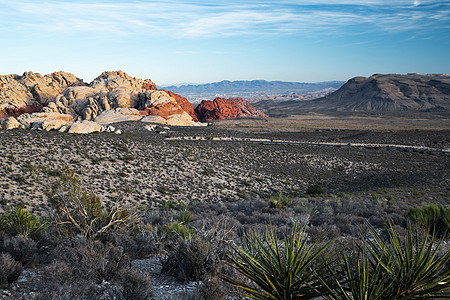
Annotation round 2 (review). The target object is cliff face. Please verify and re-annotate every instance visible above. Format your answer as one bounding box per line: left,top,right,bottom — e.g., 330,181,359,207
295,74,450,112
195,97,267,122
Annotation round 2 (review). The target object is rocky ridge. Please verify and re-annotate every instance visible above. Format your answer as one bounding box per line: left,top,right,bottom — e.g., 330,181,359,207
1,71,266,133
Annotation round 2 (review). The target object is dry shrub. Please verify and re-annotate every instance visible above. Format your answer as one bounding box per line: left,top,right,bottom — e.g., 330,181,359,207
1,234,37,265
162,237,221,281
0,253,22,288
51,237,130,283
115,267,153,300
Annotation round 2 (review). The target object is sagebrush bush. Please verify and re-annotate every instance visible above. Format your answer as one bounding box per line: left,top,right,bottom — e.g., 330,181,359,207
0,253,22,288
162,237,221,281
51,237,130,283
1,234,37,265
115,267,153,300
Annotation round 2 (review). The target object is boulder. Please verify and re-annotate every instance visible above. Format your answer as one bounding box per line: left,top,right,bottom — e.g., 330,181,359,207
41,118,73,131
68,120,104,134
94,109,142,125
3,116,20,130
140,115,168,124
16,112,74,130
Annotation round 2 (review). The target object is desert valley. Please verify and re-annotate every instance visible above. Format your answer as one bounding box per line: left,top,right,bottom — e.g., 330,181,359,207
0,70,448,299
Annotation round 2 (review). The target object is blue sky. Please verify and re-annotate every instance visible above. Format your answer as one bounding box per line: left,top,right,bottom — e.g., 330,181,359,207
0,0,449,85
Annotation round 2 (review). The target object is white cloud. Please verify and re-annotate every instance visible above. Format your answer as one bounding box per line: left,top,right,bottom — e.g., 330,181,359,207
0,0,448,38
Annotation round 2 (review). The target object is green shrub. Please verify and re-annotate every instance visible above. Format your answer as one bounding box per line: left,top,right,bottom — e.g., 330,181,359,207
223,224,334,299
178,210,193,224
0,206,48,238
269,192,290,208
162,221,194,240
407,204,449,238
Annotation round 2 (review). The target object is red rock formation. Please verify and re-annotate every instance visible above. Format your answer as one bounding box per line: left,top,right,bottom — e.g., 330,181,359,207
139,102,185,119
142,82,157,91
195,97,267,121
160,89,198,122
195,98,239,122
0,105,43,119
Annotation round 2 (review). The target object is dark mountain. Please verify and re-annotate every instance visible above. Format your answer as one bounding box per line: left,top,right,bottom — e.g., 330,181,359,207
255,73,450,115
161,80,344,102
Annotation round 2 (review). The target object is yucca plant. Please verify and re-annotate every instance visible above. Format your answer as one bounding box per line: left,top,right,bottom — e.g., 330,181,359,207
366,223,450,299
326,223,449,299
0,206,48,238
324,244,393,300
223,224,335,299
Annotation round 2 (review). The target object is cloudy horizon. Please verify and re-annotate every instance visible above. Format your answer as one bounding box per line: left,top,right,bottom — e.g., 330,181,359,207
0,0,449,85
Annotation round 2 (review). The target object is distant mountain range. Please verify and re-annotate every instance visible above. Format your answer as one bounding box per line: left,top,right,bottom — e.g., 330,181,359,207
161,80,345,103
254,73,450,116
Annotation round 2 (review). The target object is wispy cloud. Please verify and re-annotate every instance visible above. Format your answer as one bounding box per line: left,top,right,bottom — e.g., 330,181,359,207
0,0,449,38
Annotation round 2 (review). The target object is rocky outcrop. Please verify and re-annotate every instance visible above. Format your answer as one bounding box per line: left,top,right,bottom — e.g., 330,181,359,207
228,98,267,118
294,73,450,112
94,108,143,125
195,98,239,122
68,120,104,134
195,97,266,121
0,71,84,118
16,112,74,131
160,90,199,122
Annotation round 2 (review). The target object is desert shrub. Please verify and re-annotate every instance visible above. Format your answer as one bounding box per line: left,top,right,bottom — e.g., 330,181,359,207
0,253,22,288
0,206,48,239
46,167,137,240
161,221,194,240
223,224,335,299
51,237,130,284
306,184,324,196
162,237,221,281
112,228,160,259
269,192,290,208
1,234,37,266
193,276,228,300
115,267,153,300
407,204,449,238
43,261,72,285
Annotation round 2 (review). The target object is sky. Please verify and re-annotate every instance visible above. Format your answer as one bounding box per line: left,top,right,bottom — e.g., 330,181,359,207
0,0,449,85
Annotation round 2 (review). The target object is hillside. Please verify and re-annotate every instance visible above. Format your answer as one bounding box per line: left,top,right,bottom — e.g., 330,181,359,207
284,73,450,113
